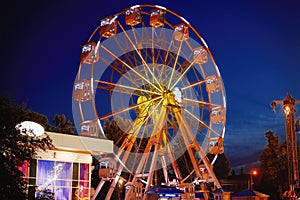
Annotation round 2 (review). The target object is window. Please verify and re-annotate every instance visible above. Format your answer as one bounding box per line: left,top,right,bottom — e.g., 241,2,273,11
21,159,90,200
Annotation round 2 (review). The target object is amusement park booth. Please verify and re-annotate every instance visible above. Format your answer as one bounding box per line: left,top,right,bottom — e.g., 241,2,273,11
212,188,231,200
19,131,113,200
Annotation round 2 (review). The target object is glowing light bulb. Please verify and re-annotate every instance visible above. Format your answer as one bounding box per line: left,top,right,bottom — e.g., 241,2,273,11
252,170,258,176
283,105,291,115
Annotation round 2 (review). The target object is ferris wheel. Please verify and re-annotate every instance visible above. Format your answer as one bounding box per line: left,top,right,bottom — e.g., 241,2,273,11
72,4,226,200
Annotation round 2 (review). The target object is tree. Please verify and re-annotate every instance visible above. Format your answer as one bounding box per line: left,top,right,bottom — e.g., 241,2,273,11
0,97,54,200
51,113,75,133
208,153,231,179
259,131,288,200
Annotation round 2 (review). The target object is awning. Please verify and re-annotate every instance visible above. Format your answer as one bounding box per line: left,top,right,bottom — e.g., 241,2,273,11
46,131,113,155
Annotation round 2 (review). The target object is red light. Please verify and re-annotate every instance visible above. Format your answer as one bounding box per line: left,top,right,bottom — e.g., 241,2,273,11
252,170,258,176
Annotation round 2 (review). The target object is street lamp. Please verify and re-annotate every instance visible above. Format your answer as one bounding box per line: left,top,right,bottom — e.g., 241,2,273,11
249,169,258,190
251,170,258,176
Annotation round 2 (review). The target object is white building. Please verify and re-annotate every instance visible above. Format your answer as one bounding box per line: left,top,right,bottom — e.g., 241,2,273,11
19,132,113,200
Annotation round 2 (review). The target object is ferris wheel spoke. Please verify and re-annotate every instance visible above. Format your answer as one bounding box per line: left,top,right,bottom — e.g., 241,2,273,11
112,36,141,83
96,85,139,98
100,45,161,92
183,98,221,108
170,60,195,91
130,99,165,161
117,21,164,91
181,79,206,91
173,110,204,180
98,55,142,89
129,27,154,85
151,27,155,68
161,130,183,180
183,108,221,138
155,29,167,64
132,98,164,135
164,39,174,64
167,38,184,89
131,26,140,48
98,96,162,121
94,80,161,96
129,105,168,186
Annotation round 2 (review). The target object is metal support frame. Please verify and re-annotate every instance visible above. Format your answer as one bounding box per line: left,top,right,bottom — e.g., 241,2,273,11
271,93,300,192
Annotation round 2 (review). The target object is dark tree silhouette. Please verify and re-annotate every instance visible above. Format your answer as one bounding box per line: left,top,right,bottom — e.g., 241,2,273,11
208,153,231,179
0,97,55,200
259,131,288,200
51,113,75,133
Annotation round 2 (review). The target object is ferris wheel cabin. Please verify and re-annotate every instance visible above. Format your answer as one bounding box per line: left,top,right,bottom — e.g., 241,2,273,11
99,17,117,38
80,42,99,64
79,120,100,137
125,7,142,26
73,79,92,102
98,157,117,178
193,46,208,64
173,23,189,41
205,75,221,93
149,8,165,28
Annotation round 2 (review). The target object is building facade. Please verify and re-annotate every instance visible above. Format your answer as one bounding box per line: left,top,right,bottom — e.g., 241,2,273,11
20,132,113,200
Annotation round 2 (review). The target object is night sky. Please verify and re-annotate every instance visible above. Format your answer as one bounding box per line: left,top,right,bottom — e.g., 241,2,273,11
1,0,300,172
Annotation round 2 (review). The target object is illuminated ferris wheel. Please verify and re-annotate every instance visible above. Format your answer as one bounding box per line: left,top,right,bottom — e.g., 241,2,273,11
72,4,226,200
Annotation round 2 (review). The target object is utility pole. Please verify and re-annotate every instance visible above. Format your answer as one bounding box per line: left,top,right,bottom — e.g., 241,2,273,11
271,93,300,193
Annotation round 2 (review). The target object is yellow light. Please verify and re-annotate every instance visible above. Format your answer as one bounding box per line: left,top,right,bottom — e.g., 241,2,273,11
284,105,291,115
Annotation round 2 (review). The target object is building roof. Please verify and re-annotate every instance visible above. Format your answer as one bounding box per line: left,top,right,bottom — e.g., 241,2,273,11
46,131,113,155
144,186,184,194
232,189,269,197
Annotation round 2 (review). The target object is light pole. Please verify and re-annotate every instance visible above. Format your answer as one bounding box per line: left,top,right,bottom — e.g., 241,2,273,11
247,169,258,190
271,93,300,191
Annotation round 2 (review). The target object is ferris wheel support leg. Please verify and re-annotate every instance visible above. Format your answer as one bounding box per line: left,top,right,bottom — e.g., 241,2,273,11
91,179,106,200
105,135,138,200
105,153,131,200
162,130,182,182
124,133,161,199
175,110,222,189
185,131,221,188
125,151,151,200
160,154,169,185
174,111,203,179
142,143,160,200
126,109,168,199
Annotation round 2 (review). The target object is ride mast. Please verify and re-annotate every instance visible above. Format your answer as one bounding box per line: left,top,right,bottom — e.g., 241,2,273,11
271,93,300,192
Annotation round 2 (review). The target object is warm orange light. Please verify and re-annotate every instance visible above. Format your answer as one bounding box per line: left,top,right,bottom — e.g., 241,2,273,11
252,170,258,176
283,105,291,115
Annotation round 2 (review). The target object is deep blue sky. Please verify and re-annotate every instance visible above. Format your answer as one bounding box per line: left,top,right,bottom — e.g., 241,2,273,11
1,0,300,171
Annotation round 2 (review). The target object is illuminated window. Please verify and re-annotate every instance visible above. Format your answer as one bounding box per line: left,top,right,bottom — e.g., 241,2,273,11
21,159,90,200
